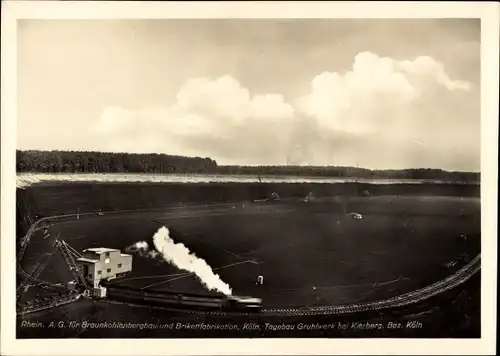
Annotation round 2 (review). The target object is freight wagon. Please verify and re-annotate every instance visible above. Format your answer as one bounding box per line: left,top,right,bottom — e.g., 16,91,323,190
102,283,262,312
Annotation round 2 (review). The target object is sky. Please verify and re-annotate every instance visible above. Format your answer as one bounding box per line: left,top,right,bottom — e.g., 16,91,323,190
17,19,481,171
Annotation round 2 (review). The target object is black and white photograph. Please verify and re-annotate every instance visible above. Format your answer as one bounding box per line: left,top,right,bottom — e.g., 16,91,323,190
1,1,498,355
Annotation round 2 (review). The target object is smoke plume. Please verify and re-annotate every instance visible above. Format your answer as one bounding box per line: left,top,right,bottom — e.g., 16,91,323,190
152,226,232,295
126,226,232,295
125,241,160,259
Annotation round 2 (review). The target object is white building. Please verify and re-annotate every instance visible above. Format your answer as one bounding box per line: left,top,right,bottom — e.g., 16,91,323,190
76,247,132,287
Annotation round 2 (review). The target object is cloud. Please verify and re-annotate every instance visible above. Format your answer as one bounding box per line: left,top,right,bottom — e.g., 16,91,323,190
396,55,472,91
293,52,478,169
93,74,295,161
175,76,294,122
95,106,137,135
92,52,478,171
297,52,472,136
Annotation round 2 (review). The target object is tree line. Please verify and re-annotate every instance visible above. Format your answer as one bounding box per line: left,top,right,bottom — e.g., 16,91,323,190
16,150,217,174
217,165,480,182
16,150,479,183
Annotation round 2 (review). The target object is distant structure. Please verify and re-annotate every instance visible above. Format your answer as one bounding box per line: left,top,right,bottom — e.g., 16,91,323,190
76,247,132,296
350,213,363,220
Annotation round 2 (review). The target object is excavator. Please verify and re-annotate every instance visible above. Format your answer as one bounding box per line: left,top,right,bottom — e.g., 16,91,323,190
252,175,280,203
17,238,91,315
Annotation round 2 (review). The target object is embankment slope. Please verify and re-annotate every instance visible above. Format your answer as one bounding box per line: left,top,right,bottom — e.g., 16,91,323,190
16,180,479,234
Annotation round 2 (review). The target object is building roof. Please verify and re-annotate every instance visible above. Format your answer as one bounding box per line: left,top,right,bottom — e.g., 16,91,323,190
83,247,119,254
77,257,99,264
120,253,131,257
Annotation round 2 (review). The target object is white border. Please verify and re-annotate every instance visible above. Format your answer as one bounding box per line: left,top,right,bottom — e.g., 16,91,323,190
1,2,498,355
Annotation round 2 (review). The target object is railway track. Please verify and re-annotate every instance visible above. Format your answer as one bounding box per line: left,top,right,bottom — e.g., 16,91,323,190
95,253,481,317
16,203,481,317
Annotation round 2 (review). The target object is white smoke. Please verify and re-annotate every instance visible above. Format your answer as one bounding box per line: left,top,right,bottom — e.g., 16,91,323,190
125,241,158,259
134,241,148,250
152,226,232,295
125,226,232,295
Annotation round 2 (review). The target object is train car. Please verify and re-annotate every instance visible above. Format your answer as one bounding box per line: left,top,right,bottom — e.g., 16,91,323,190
101,282,223,299
223,295,262,312
104,284,262,312
143,290,224,310
104,284,223,309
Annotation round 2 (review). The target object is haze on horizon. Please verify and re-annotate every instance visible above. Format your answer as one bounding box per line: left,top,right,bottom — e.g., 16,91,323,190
17,19,480,172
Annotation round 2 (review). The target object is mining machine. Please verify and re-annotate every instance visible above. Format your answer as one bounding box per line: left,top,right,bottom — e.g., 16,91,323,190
17,238,91,316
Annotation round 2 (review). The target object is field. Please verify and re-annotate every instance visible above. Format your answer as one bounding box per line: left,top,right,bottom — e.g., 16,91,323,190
16,180,481,338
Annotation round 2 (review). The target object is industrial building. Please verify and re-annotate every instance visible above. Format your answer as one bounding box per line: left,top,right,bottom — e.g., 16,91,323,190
76,247,132,293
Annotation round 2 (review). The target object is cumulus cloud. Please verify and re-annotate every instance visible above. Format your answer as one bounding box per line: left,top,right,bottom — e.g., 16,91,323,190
92,52,478,171
396,55,472,91
94,74,295,162
173,75,295,125
297,52,472,134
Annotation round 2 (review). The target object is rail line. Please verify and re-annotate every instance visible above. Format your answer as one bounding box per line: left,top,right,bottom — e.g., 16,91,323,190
96,253,480,317
17,202,480,317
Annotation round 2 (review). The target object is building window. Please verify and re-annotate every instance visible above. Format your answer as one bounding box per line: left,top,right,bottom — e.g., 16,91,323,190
88,274,93,278
107,268,111,273
117,263,122,268
105,252,110,258
97,271,102,275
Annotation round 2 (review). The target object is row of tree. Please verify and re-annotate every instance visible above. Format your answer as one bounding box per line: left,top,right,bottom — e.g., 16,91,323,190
16,150,480,183
217,165,480,182
16,150,217,174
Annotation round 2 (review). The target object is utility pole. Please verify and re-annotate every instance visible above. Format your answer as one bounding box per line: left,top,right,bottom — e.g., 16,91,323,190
355,164,361,196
